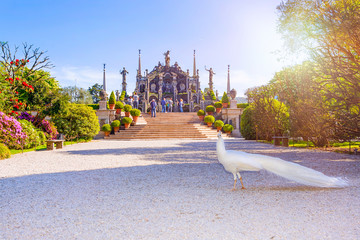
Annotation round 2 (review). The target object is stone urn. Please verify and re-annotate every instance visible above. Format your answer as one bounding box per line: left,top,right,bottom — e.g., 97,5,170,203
230,88,237,100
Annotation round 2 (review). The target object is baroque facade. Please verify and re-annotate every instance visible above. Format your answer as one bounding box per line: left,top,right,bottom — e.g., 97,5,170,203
134,50,202,112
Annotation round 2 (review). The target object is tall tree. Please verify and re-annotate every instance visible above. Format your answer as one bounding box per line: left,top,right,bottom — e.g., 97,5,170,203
277,0,360,138
88,83,103,103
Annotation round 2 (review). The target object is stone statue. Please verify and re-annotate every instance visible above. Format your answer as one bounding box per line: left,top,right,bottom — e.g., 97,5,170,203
164,50,170,67
205,66,215,90
120,67,129,83
115,90,120,101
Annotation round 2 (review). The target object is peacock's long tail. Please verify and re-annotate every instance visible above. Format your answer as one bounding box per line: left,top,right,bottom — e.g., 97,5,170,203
251,154,348,188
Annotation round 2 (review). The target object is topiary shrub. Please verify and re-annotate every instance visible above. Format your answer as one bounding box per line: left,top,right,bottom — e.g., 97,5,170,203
214,102,223,108
205,105,215,113
119,91,126,102
109,91,116,104
0,143,10,159
0,111,27,149
18,119,41,149
197,110,205,116
130,109,141,117
101,124,111,132
124,104,132,112
222,92,229,103
121,117,133,124
223,124,234,133
111,120,121,128
240,105,256,140
115,101,124,109
204,115,215,123
52,103,100,140
37,130,46,145
214,120,224,128
210,90,216,100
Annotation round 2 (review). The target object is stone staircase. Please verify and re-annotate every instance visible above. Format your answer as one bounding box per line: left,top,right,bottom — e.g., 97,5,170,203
104,112,228,140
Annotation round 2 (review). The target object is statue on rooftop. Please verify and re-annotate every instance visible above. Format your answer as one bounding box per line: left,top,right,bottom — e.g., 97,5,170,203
164,50,170,67
205,66,215,90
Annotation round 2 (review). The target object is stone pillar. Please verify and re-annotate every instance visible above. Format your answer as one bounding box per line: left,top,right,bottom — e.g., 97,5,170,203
230,99,237,109
190,100,194,112
200,100,205,111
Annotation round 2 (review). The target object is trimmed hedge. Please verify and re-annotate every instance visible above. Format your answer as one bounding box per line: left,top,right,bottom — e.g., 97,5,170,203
240,105,256,140
130,109,141,117
102,124,111,132
223,124,234,132
204,115,215,123
237,103,249,109
87,104,99,110
214,102,223,108
214,120,224,128
124,104,132,112
197,110,205,116
205,105,215,113
111,120,121,127
109,91,116,104
115,101,124,109
122,117,133,124
222,92,229,103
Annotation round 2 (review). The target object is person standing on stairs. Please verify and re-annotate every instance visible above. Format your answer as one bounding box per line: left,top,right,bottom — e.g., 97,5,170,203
179,98,184,112
161,98,166,113
150,99,157,117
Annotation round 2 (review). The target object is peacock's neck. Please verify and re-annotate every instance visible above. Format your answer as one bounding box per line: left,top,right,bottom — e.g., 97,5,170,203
216,137,226,162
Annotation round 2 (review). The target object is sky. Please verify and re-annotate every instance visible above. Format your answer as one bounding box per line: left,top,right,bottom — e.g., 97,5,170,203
1,0,296,97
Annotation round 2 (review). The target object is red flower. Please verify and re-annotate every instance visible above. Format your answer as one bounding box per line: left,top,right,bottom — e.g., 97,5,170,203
16,59,19,62
10,61,13,64
15,91,18,94
9,78,13,81
19,102,22,105
27,60,29,62
15,112,19,115
16,77,19,80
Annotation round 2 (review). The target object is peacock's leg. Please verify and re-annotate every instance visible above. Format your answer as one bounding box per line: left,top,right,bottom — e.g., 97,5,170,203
232,174,237,191
237,173,246,189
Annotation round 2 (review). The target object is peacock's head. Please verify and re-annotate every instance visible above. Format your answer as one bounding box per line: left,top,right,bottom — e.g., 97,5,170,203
217,131,222,138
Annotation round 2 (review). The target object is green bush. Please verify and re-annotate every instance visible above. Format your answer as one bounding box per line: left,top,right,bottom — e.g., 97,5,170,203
109,91,116,104
214,120,224,128
223,124,234,132
87,104,99,110
19,119,41,149
240,105,256,140
122,117,133,124
0,143,10,160
119,91,126,102
111,120,121,128
101,124,111,132
37,130,46,145
115,101,124,109
124,104,132,112
130,109,141,117
237,103,249,109
53,103,100,140
210,90,216,100
204,115,215,123
197,110,205,116
214,102,223,108
222,92,229,103
205,105,215,113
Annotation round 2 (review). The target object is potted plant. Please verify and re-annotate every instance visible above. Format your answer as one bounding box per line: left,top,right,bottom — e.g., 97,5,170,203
121,117,133,129
222,92,229,108
111,120,121,132
130,108,141,124
205,105,215,115
197,109,205,121
115,101,124,115
108,91,116,110
101,124,111,137
214,102,223,113
223,124,234,134
204,115,215,127
124,104,132,117
214,120,224,132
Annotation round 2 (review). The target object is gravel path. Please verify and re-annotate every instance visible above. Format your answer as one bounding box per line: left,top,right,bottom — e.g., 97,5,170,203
1,139,359,239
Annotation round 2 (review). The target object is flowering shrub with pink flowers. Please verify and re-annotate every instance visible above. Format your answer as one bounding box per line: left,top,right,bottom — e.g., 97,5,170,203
17,111,58,139
0,111,27,149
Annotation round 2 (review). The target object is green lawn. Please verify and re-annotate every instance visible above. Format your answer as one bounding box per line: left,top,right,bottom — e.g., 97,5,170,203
10,139,91,155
